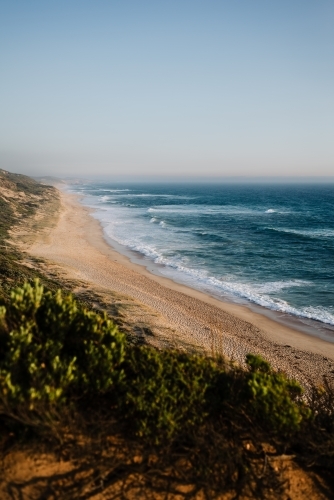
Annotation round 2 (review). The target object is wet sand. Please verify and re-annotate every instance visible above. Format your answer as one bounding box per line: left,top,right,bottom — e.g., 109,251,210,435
19,188,334,387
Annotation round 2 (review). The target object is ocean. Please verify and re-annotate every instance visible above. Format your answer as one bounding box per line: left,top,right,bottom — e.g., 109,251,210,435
68,182,334,340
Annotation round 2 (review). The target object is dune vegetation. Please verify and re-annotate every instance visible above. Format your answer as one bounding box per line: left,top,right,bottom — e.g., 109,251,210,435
0,280,333,498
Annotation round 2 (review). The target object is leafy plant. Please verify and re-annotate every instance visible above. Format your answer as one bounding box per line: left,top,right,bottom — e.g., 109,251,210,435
244,354,309,433
0,280,125,407
117,346,218,443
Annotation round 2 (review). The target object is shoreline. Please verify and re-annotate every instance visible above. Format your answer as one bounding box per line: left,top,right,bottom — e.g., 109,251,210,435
101,226,334,344
73,185,334,349
22,187,334,386
69,184,334,344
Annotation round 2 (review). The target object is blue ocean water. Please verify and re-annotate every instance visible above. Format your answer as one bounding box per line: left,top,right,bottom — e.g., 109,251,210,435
69,182,334,335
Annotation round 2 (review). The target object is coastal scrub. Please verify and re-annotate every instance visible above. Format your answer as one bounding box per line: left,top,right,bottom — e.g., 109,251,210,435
0,280,333,498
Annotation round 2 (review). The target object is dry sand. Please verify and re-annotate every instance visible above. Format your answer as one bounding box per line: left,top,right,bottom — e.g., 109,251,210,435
17,188,334,387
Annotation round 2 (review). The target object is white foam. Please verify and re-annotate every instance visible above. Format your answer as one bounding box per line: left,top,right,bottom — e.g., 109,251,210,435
268,227,334,239
161,266,334,326
96,189,131,193
248,280,309,293
206,277,334,325
147,205,258,216
114,193,192,199
146,204,292,217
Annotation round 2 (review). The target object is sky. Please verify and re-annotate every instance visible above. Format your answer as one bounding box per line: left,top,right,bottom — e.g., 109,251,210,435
1,0,333,179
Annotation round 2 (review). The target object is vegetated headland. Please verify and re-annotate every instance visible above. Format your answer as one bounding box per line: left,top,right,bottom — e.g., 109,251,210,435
0,168,334,499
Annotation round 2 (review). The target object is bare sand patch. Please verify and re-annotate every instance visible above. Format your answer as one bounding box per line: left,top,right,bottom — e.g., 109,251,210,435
1,448,330,500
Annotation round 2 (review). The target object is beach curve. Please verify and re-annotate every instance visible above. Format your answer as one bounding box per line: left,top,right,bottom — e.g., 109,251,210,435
16,186,334,387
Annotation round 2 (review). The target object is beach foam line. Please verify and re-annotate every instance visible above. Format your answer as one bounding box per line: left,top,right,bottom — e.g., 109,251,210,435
96,216,334,327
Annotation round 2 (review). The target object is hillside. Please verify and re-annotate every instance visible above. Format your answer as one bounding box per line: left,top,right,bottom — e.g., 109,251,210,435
0,169,62,300
0,169,333,499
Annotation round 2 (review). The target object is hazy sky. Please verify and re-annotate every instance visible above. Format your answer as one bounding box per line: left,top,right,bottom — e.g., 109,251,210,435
1,0,333,178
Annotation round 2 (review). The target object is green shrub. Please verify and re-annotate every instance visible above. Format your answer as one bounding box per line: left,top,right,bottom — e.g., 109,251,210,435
243,354,309,433
0,280,310,445
0,280,125,407
203,354,308,437
117,346,218,443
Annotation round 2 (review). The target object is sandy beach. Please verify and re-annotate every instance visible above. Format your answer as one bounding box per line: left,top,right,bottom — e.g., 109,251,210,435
16,187,334,387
